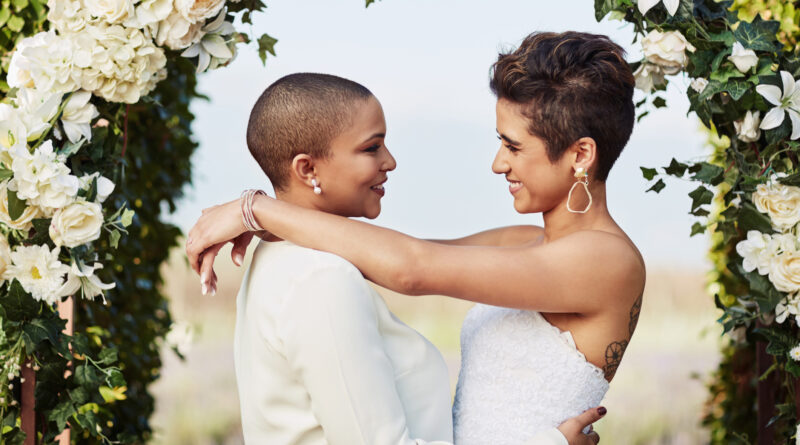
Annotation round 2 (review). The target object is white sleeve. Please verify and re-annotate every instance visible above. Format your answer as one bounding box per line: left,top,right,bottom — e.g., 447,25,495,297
278,264,452,445
524,428,569,445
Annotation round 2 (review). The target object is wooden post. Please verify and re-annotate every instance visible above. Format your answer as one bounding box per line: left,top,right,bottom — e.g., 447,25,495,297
55,296,74,445
20,361,35,445
757,339,776,445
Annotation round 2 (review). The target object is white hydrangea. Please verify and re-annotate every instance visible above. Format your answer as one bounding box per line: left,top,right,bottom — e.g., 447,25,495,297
4,244,69,304
7,30,78,94
181,8,237,72
58,260,115,302
10,141,79,213
47,0,92,33
60,91,99,143
125,0,173,29
84,0,135,24
71,23,167,104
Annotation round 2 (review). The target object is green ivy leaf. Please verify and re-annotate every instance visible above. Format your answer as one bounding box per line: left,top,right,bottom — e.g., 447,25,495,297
711,65,745,83
7,188,26,221
640,166,658,181
47,399,76,432
652,97,667,108
75,363,102,388
708,30,735,46
27,218,52,246
690,162,725,185
106,369,125,387
734,15,781,52
688,185,714,211
725,79,750,101
365,0,381,6
0,280,41,321
10,0,27,11
690,222,706,236
738,201,774,233
646,178,666,193
21,317,65,353
121,208,135,227
109,229,121,248
256,33,278,65
664,158,689,177
594,0,617,21
69,387,89,405
0,7,11,28
98,347,118,365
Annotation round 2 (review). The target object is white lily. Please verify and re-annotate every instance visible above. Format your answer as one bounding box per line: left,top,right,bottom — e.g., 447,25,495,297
637,0,679,16
58,260,115,303
728,42,758,73
181,8,236,73
757,70,800,139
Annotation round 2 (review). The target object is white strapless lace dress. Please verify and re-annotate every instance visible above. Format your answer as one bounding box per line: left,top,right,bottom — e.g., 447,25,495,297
452,304,609,445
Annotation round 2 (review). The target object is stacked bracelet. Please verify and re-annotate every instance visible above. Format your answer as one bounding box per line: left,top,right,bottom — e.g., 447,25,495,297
240,189,266,232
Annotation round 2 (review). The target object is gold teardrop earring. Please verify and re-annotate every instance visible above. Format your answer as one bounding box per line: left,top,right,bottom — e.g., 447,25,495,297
566,167,592,214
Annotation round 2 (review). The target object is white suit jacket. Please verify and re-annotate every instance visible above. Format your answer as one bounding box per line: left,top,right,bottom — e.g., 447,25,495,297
233,241,568,445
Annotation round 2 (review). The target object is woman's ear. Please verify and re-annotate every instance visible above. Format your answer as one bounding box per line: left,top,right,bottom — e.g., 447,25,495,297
571,137,597,176
290,153,316,188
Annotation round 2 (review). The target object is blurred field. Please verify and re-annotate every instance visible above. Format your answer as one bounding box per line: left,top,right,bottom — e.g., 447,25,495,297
150,243,722,445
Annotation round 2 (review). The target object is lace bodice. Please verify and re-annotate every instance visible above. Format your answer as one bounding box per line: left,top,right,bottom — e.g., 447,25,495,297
452,304,609,445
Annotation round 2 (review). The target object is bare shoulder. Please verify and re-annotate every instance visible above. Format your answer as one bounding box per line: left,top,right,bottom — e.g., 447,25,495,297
548,230,645,299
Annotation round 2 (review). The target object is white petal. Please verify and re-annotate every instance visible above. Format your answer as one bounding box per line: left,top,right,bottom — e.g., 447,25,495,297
637,0,661,15
760,107,786,130
662,0,679,15
201,35,233,59
181,44,201,58
781,71,796,99
197,51,211,73
788,109,800,140
757,84,784,106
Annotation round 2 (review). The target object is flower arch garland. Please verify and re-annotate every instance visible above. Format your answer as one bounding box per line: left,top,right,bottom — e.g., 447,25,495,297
0,0,293,442
594,0,800,441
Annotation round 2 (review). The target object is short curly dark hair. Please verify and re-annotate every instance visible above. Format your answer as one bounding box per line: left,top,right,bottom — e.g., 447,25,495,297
246,73,373,190
490,31,635,182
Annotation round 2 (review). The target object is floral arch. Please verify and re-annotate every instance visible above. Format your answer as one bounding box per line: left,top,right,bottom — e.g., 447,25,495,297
595,0,800,441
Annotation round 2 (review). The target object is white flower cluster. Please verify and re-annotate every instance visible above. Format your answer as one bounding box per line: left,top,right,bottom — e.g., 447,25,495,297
0,0,244,305
736,180,800,325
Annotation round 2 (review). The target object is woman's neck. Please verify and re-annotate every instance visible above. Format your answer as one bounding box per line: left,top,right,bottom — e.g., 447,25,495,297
541,181,614,243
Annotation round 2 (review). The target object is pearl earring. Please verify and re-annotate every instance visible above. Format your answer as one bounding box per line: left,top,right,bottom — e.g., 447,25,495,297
311,178,322,195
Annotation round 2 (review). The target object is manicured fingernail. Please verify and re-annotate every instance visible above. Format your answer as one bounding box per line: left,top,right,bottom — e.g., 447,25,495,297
234,253,243,266
598,407,607,416
201,283,208,295
211,286,217,296
201,272,208,284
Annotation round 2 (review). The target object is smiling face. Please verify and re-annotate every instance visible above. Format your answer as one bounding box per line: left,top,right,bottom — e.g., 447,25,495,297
313,96,396,219
492,98,576,214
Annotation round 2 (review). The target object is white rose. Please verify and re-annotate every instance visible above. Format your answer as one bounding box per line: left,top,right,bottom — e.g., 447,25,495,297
0,181,44,232
633,63,665,93
736,230,775,275
734,110,761,143
641,29,696,75
58,260,115,302
154,10,204,50
8,31,77,94
690,77,708,93
728,42,759,73
752,183,800,231
85,0,135,24
0,235,10,284
71,23,167,104
47,0,92,33
769,246,800,293
125,0,173,28
61,91,99,143
4,244,69,304
175,0,226,23
49,201,104,248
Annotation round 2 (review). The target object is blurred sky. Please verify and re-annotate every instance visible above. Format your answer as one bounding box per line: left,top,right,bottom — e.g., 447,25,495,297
169,0,713,269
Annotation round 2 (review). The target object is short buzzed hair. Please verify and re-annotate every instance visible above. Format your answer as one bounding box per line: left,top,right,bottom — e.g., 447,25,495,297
246,73,374,190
